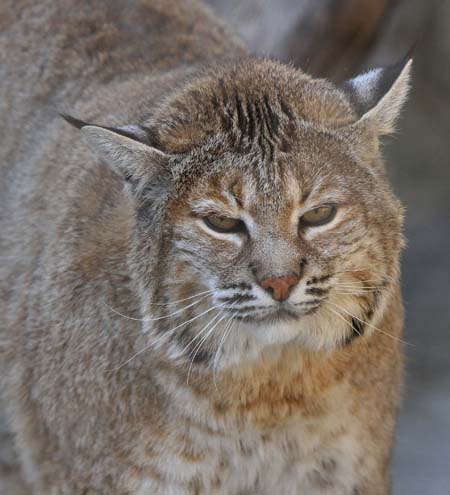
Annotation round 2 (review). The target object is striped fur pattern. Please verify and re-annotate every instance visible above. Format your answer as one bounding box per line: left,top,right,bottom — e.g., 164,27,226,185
0,1,410,494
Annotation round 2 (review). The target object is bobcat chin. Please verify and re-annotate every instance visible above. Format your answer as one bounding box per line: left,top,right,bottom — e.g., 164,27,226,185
0,1,411,493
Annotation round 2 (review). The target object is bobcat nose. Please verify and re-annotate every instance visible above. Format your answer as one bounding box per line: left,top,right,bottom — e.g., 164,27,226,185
259,273,300,302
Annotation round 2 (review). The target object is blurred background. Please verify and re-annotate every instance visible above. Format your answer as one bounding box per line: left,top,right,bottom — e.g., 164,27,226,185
207,0,450,493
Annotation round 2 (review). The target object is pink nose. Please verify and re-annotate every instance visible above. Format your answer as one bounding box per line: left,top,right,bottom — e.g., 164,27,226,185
260,273,300,302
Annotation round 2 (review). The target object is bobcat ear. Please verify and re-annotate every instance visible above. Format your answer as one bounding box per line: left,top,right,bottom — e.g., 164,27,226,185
342,57,412,135
61,114,167,182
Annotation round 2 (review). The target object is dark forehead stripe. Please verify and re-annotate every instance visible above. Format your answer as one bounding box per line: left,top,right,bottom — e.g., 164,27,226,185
263,94,281,137
157,62,352,201
151,59,357,157
212,81,296,161
210,85,298,201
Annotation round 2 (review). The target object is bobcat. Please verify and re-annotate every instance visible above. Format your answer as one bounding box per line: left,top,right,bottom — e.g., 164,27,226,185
0,0,411,494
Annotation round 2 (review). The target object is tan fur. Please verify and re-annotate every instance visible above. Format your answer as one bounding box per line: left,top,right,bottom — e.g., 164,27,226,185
0,1,410,494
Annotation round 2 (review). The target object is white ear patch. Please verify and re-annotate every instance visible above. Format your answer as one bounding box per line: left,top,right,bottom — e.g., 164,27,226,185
346,68,384,107
343,58,412,136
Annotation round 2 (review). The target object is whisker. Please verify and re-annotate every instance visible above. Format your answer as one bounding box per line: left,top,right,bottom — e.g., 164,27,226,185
186,318,223,383
186,309,233,385
148,289,215,307
333,282,381,288
324,305,374,351
333,267,374,274
213,315,237,390
334,287,380,292
322,306,360,336
178,309,225,359
333,289,380,295
179,300,239,362
334,268,397,284
327,301,413,347
102,302,144,321
112,302,228,371
102,293,211,322
185,300,240,385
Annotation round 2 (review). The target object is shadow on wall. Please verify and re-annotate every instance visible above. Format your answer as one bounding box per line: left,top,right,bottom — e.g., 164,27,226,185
208,1,450,494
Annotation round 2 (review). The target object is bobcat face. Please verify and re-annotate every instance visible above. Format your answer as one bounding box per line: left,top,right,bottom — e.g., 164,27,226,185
77,58,409,356
163,122,400,350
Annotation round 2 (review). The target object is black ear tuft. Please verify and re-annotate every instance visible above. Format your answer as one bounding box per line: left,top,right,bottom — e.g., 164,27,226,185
60,113,90,130
60,113,151,144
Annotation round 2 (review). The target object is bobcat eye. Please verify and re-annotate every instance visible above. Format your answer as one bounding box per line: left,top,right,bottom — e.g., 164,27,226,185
203,215,246,233
300,204,336,227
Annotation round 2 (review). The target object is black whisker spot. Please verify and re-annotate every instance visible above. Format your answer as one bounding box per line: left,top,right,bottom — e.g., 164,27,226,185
306,287,330,296
223,282,252,291
293,299,322,306
306,274,331,286
218,294,255,304
233,305,267,313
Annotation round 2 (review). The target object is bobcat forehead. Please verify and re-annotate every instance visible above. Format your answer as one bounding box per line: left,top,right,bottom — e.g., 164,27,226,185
150,59,358,154
186,167,302,214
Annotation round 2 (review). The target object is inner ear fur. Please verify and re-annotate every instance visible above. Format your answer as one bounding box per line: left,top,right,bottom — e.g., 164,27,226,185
341,57,412,136
337,57,412,163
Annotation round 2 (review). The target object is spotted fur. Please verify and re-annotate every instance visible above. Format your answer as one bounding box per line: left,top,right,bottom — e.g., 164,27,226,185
0,1,410,494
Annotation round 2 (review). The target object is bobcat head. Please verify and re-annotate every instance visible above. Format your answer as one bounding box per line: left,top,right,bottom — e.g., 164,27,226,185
65,57,411,365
